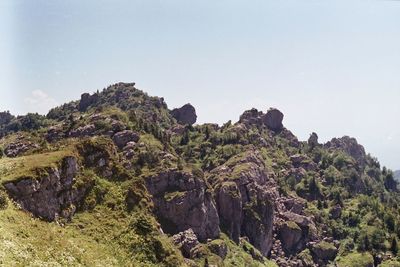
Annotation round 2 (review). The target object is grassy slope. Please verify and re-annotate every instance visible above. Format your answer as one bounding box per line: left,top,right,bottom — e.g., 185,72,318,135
0,205,128,266
0,149,75,184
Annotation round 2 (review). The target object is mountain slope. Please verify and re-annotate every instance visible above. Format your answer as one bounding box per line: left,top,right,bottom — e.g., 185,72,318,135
0,82,399,266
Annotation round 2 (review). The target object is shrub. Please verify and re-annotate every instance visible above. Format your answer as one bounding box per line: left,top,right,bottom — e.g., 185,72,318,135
0,190,8,209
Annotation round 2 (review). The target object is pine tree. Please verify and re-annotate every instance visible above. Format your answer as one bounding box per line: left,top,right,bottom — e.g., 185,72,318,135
180,130,190,145
391,237,398,255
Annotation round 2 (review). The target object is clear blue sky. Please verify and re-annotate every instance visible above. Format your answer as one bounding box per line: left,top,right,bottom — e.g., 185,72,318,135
0,0,399,169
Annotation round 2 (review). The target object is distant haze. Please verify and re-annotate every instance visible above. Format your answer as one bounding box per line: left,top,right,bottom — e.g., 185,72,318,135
0,0,399,169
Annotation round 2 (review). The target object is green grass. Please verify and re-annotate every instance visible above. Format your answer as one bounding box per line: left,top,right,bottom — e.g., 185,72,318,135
0,149,75,183
336,252,374,267
0,205,129,266
381,259,400,267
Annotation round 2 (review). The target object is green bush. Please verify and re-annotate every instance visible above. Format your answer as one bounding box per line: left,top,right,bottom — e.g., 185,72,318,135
0,190,8,209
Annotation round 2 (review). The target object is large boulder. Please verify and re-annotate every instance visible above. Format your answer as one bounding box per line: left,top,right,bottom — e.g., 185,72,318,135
145,170,220,241
262,108,284,131
308,132,319,148
311,241,338,262
112,130,140,149
170,104,197,125
279,221,303,254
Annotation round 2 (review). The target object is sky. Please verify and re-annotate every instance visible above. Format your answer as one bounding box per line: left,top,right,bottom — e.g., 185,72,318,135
0,0,399,169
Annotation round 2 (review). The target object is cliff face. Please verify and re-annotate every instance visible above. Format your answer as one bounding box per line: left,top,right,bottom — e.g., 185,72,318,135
0,82,399,267
4,156,90,221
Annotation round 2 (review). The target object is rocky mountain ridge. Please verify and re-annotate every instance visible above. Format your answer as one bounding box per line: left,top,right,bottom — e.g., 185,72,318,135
0,82,399,267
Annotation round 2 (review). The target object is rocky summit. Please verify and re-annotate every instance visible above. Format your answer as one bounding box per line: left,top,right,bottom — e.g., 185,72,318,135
0,82,399,267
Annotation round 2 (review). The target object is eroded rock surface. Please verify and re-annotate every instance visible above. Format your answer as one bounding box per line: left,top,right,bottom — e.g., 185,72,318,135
112,130,140,149
145,170,220,241
263,108,284,132
172,228,200,258
208,149,275,256
4,157,91,221
5,137,40,157
325,136,367,167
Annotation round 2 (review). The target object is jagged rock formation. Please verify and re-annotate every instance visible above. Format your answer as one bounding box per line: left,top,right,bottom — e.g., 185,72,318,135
145,170,220,241
308,132,319,148
0,82,399,266
79,92,99,111
263,108,284,131
4,157,90,221
112,130,140,148
325,136,367,167
172,229,200,258
208,149,275,256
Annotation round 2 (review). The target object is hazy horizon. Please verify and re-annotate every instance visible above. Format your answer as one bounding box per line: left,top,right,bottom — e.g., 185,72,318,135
0,0,399,170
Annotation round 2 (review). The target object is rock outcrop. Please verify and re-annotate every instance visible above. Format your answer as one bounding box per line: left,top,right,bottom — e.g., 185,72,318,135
279,221,303,254
172,229,200,258
4,157,91,221
78,92,99,111
239,108,284,132
69,124,96,138
325,136,367,167
112,130,140,149
308,132,319,148
5,136,40,157
262,108,284,132
145,170,220,241
311,241,338,262
208,149,275,256
170,104,197,125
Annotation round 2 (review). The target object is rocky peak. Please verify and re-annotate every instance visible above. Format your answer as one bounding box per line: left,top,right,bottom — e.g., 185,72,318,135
170,103,197,125
262,108,284,132
0,111,14,125
308,132,319,148
324,136,367,166
238,108,284,132
239,108,264,125
78,92,99,111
